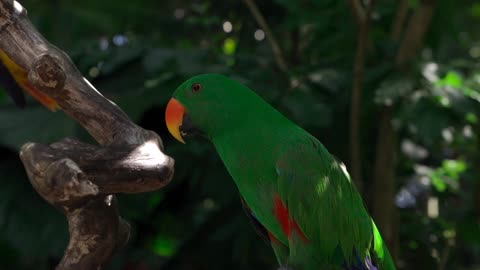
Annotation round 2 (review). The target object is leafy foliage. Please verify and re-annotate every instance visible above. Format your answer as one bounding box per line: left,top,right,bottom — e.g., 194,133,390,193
0,0,480,269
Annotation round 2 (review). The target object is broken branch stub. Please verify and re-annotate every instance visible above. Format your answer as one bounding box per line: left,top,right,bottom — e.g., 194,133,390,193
0,0,175,269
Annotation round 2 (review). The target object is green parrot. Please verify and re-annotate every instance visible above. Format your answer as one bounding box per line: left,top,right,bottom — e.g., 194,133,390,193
165,74,396,270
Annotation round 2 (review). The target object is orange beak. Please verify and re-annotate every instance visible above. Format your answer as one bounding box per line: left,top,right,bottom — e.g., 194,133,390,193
165,98,186,144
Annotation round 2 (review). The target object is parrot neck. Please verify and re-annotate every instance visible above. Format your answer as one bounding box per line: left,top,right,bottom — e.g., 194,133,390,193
211,110,291,161
210,111,307,247
210,111,299,193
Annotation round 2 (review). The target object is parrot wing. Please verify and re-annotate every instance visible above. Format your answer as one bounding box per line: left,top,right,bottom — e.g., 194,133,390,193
240,196,290,267
274,131,394,269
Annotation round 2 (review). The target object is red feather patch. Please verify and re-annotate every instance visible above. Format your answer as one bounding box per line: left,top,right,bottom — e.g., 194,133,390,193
267,231,280,244
273,195,308,242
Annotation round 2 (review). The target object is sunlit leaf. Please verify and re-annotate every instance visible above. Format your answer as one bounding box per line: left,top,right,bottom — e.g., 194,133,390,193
428,159,466,193
223,38,237,55
436,71,463,88
441,159,467,180
430,172,447,192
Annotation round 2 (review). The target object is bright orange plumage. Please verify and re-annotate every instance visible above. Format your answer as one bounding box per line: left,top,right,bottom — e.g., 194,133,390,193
0,49,59,111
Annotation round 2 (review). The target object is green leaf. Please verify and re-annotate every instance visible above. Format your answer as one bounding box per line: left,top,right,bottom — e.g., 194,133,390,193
0,87,7,101
223,38,237,56
151,235,178,257
441,159,467,180
142,48,176,73
281,91,332,128
466,112,478,123
428,159,466,192
436,71,463,88
471,3,480,18
99,45,144,75
430,172,447,192
458,217,480,246
399,98,452,147
375,76,414,105
0,160,67,259
0,107,78,149
410,0,420,8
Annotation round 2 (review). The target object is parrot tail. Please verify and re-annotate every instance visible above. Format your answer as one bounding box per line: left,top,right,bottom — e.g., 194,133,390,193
23,81,60,111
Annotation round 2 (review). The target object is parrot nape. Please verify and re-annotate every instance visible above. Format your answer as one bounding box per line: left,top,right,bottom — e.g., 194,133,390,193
0,49,59,111
165,74,396,270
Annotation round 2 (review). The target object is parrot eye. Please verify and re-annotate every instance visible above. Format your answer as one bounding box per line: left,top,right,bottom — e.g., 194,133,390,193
191,83,202,93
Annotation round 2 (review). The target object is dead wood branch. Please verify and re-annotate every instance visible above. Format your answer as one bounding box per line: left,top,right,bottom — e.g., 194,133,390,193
0,1,174,269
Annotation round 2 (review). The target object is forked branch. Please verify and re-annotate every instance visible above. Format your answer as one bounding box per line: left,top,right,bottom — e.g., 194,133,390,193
0,0,175,269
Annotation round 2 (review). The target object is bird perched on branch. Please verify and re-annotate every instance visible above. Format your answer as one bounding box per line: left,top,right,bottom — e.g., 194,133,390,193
165,74,396,270
0,49,59,111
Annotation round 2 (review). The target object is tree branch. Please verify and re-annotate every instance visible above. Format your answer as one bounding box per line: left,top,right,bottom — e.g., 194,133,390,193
349,0,366,27
395,0,436,67
0,1,175,269
390,0,409,41
243,0,288,73
437,239,453,270
349,0,376,193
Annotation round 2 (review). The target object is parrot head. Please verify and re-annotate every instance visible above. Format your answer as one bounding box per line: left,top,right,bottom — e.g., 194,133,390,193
165,74,260,143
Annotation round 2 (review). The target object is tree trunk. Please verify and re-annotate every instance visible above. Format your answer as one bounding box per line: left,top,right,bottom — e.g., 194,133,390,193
372,0,437,262
372,106,398,259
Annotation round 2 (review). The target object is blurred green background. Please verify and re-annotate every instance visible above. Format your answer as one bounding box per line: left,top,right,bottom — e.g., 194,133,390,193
0,0,479,269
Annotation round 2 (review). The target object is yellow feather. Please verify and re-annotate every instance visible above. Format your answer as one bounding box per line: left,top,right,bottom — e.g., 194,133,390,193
0,49,59,111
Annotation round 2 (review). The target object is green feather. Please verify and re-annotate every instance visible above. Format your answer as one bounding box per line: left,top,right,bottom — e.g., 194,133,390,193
170,74,396,270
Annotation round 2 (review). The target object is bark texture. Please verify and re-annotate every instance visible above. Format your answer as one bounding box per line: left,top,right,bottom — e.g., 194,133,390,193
0,1,175,269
